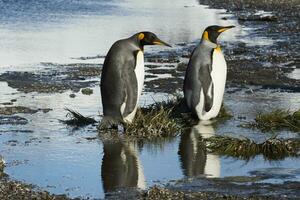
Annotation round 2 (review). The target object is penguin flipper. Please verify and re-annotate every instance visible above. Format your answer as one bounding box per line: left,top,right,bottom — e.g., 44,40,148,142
199,64,214,112
122,51,139,117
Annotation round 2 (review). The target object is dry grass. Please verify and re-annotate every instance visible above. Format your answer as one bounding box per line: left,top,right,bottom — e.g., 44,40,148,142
62,96,232,140
140,186,184,200
125,107,180,139
243,109,300,132
60,108,96,126
0,156,5,178
204,135,300,160
217,104,233,119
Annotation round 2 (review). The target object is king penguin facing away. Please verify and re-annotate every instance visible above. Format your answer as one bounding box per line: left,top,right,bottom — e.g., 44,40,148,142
183,25,234,121
100,32,171,128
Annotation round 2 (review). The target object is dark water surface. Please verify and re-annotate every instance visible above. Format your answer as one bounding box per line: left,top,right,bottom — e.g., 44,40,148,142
0,0,299,199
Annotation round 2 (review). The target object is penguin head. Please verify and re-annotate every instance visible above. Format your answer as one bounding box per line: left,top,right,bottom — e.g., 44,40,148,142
137,32,172,47
202,25,235,44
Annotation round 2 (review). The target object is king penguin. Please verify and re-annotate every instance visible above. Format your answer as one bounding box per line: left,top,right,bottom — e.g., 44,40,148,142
100,32,171,128
183,25,234,121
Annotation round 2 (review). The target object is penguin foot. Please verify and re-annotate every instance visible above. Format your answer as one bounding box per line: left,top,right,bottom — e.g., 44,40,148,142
99,116,121,130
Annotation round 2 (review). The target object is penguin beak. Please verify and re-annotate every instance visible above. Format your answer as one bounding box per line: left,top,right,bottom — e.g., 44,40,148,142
153,38,172,47
218,25,235,33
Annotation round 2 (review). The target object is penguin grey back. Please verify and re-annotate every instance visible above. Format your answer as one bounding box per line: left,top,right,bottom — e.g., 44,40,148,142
100,36,140,126
183,40,217,116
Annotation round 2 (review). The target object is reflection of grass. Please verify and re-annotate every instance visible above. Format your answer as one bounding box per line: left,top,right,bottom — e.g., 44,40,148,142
204,135,300,161
60,108,96,126
243,109,300,132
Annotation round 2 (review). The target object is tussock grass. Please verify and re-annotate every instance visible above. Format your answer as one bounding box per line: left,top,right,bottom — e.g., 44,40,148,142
62,95,232,139
204,135,300,160
243,109,300,132
0,156,5,177
125,107,180,139
140,186,184,200
143,95,232,123
123,96,232,138
141,94,185,116
218,104,233,119
60,108,96,126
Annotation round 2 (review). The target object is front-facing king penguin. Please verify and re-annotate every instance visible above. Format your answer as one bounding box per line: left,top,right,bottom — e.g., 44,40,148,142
100,32,171,128
183,25,234,121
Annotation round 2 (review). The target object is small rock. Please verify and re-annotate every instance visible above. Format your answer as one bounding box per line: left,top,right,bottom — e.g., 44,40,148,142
0,102,13,106
69,94,76,98
81,88,93,95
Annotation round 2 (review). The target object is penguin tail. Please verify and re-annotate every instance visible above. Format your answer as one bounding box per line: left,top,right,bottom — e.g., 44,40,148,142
99,116,122,129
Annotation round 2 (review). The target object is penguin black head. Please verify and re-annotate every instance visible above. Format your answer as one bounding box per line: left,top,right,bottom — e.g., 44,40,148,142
137,32,172,47
202,25,235,44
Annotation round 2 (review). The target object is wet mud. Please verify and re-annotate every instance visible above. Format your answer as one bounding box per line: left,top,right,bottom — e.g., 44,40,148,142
0,63,101,93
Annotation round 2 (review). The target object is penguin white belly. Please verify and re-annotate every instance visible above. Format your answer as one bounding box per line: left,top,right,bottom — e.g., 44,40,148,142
193,122,220,178
123,51,144,123
197,49,227,120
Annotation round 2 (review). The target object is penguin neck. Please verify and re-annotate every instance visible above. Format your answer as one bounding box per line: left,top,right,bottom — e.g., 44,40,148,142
130,34,144,51
200,39,218,49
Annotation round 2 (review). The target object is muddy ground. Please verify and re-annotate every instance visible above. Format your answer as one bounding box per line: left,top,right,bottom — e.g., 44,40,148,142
0,0,299,199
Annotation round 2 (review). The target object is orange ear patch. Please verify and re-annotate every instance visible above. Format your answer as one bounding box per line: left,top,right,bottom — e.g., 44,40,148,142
138,33,145,40
203,31,209,41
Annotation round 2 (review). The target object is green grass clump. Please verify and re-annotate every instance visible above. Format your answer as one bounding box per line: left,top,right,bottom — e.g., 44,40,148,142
244,109,300,132
140,186,184,200
217,104,233,119
143,95,232,123
204,135,300,161
142,95,184,115
60,108,97,126
62,95,232,140
125,106,180,139
81,88,93,95
0,156,5,177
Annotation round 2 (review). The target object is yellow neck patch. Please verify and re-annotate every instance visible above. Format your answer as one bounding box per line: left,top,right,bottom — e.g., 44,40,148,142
203,31,209,41
215,45,221,52
138,33,145,40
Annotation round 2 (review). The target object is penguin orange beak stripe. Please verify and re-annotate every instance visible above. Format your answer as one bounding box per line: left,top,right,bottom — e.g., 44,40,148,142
153,38,172,47
218,25,235,33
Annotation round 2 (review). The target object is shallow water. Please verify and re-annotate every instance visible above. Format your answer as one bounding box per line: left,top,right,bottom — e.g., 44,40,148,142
0,0,299,199
0,0,239,67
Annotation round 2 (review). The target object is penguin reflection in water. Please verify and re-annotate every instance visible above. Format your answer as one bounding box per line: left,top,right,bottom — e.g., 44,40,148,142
101,139,146,193
100,32,171,128
178,121,220,178
184,25,234,121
